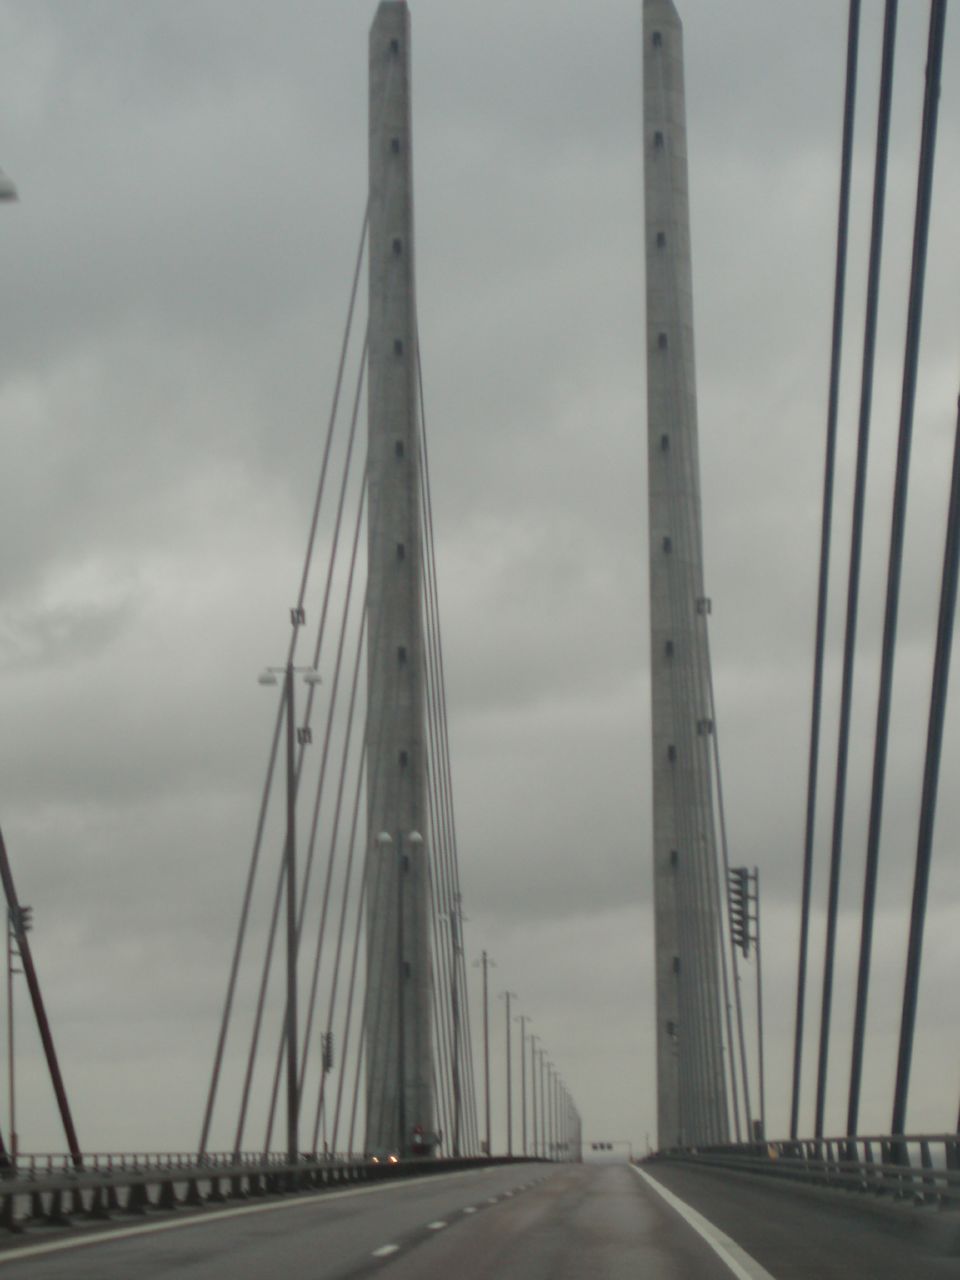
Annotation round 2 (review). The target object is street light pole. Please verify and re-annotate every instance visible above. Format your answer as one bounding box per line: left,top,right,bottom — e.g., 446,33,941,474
397,831,406,1155
515,1013,531,1156
259,660,321,1166
753,867,766,1141
556,1078,563,1160
555,1075,562,1159
2,165,18,1161
500,992,516,1157
447,898,463,1158
4,904,34,1159
396,830,422,1158
547,1063,555,1160
282,664,299,1165
530,1034,539,1157
474,950,494,1155
6,909,15,1160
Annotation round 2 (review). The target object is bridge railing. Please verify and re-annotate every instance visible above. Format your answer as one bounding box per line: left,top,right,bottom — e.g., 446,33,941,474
0,1152,520,1234
3,1151,353,1178
657,1133,960,1206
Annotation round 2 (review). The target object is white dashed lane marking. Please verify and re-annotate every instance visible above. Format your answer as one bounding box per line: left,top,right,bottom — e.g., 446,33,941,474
463,1206,476,1214
371,1245,400,1258
427,1220,447,1231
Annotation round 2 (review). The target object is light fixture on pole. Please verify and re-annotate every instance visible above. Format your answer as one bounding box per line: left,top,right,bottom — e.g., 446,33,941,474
0,168,17,202
259,661,322,1165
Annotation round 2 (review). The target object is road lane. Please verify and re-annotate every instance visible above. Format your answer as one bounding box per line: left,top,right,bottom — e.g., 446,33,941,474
4,1158,955,1277
376,1163,737,1280
644,1160,960,1279
0,1162,738,1280
0,1163,561,1280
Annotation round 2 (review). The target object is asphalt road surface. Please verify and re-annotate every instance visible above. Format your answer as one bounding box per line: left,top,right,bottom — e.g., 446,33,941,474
645,1159,960,1278
0,1159,957,1278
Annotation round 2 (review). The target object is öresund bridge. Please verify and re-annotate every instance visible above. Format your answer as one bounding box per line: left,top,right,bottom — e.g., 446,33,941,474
0,2,958,1276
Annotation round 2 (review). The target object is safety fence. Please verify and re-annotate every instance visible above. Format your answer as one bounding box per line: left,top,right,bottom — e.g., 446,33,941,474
0,1153,514,1234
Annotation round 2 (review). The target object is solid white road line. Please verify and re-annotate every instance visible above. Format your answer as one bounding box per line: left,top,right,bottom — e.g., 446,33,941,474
371,1244,400,1257
0,1172,472,1268
632,1167,777,1280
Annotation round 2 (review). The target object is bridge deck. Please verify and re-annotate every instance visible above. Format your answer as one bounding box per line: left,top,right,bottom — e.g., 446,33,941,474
1,1161,956,1278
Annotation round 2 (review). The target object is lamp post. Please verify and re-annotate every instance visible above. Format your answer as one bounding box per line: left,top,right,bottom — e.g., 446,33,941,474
6,904,31,1161
556,1077,564,1160
377,828,422,1158
515,1012,531,1156
730,864,765,1141
442,897,465,1157
399,830,422,1156
530,1034,539,1157
753,868,766,1142
473,950,495,1155
500,991,517,1157
546,1063,555,1160
258,662,322,1163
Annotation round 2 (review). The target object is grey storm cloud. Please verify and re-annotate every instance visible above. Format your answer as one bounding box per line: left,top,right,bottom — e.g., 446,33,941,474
0,0,958,1154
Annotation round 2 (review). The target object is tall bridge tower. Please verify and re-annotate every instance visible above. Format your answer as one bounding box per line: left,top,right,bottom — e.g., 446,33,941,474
365,0,435,1157
643,0,729,1148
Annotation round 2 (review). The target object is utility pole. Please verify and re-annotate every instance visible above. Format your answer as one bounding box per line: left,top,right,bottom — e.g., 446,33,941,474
6,904,29,1160
546,1063,555,1160
0,828,81,1167
515,1013,531,1156
283,664,300,1165
730,865,764,1140
396,831,407,1152
500,992,516,1157
753,868,766,1141
447,898,464,1157
530,1034,539,1157
259,658,322,1165
474,951,494,1154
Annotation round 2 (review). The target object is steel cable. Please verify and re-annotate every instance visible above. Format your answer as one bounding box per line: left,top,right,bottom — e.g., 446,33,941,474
791,0,861,1141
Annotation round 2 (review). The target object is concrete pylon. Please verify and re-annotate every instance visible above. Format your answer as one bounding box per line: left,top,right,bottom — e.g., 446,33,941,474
365,0,435,1158
643,0,729,1149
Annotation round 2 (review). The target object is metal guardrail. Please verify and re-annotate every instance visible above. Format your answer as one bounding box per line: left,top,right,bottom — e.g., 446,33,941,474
0,1153,511,1234
3,1151,329,1178
656,1133,960,1206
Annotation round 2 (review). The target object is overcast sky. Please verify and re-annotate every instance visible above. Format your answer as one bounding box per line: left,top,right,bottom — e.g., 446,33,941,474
0,1,958,1158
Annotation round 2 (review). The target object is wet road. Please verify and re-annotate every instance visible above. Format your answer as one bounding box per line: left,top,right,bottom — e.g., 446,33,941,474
1,1159,956,1278
646,1159,960,1279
